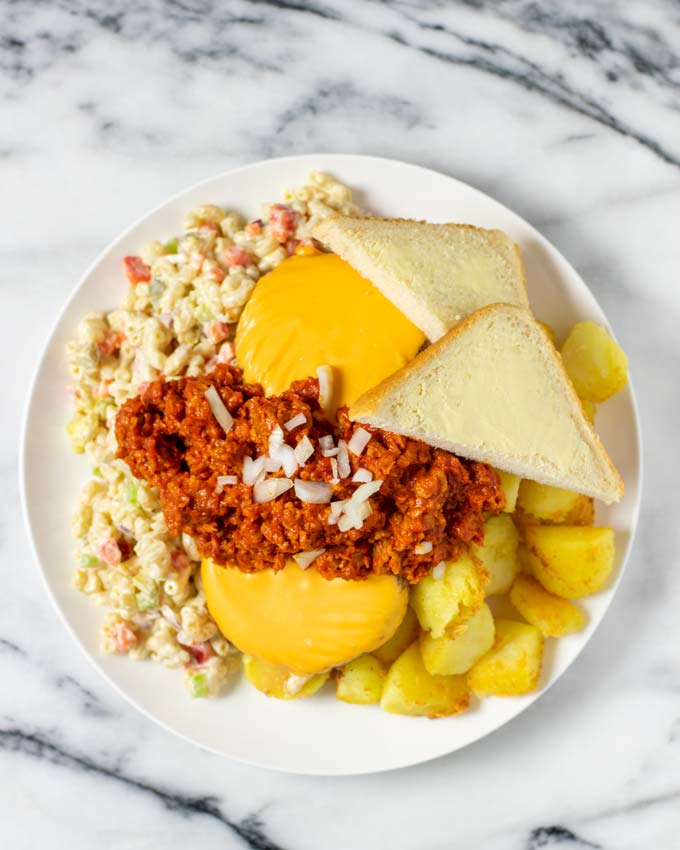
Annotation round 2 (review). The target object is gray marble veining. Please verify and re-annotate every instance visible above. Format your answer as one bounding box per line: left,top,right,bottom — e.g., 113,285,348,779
1,1,679,848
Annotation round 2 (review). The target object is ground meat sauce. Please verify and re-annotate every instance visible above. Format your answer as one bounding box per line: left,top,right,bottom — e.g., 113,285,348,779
115,364,504,583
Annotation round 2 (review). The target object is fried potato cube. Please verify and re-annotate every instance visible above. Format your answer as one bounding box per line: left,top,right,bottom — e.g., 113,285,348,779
336,654,387,704
561,321,628,402
518,480,588,524
420,603,495,675
373,606,419,665
517,543,543,575
524,525,615,598
467,619,543,696
471,514,519,595
380,642,470,718
243,655,328,700
510,575,587,637
410,552,487,638
496,469,521,513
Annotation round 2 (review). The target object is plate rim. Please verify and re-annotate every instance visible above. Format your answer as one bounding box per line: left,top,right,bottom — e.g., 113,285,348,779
19,153,644,775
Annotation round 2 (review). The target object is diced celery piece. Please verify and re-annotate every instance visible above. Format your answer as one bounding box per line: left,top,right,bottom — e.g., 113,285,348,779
189,673,209,699
80,554,99,568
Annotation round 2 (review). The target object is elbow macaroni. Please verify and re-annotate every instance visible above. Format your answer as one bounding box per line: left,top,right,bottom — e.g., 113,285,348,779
66,172,358,698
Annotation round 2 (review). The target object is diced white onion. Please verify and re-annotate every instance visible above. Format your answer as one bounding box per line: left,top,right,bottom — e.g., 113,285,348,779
351,479,383,504
253,477,293,503
204,385,234,435
268,443,298,478
330,458,339,480
336,439,350,478
414,541,433,555
432,561,446,580
337,500,372,532
347,427,371,456
264,456,282,473
242,455,266,486
216,475,238,488
316,365,334,411
268,425,284,451
352,468,373,483
329,499,349,518
285,413,307,431
293,435,314,466
293,548,326,569
294,479,332,504
321,447,339,457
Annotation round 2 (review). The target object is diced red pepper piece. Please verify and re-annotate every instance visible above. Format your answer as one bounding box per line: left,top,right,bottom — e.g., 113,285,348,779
203,320,230,345
269,204,298,243
170,549,191,573
285,238,300,256
208,265,225,283
100,538,122,566
186,641,215,665
222,245,252,268
111,621,138,652
123,256,151,285
244,219,263,238
96,330,125,358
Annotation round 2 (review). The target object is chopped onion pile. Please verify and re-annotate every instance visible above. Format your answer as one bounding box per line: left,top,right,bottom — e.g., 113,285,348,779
414,541,433,555
347,427,371,456
293,548,326,569
204,385,234,435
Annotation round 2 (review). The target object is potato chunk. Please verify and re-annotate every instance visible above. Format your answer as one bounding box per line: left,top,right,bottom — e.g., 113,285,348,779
336,654,386,704
380,643,470,718
410,552,487,638
243,655,328,700
518,480,593,525
510,575,587,637
467,619,543,696
496,469,521,513
561,321,628,402
471,514,519,595
373,606,419,665
524,526,615,598
420,603,495,675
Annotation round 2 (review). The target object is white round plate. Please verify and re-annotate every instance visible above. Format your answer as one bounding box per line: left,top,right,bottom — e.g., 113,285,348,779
21,154,641,775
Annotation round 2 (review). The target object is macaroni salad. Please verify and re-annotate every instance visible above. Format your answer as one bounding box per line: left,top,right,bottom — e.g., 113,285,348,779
66,172,358,698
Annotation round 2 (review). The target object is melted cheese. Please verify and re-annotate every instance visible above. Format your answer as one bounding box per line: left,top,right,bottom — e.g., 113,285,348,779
235,250,425,409
202,558,408,674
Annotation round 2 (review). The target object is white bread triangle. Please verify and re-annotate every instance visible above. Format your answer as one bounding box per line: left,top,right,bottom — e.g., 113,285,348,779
350,304,623,504
313,216,529,341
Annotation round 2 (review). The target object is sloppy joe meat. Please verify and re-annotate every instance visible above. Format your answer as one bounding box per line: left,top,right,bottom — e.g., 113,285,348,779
115,364,504,582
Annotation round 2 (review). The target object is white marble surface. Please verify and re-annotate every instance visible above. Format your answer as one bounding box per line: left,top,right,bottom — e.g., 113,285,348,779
2,1,679,847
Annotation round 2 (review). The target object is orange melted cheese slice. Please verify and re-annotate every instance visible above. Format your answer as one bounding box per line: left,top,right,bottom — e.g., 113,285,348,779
202,558,408,675
235,250,425,408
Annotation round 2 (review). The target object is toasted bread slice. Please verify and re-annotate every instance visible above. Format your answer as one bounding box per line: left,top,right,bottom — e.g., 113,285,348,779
350,304,623,503
313,216,529,341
